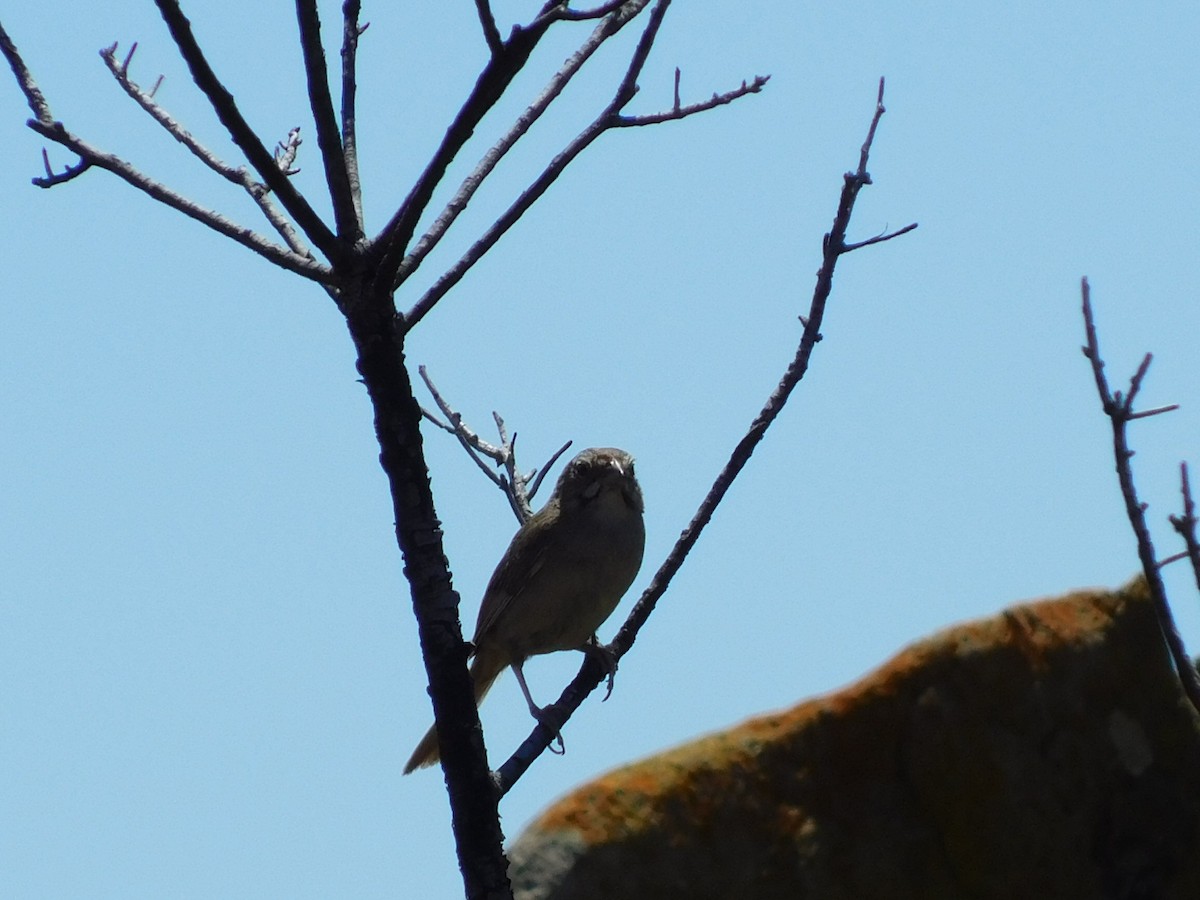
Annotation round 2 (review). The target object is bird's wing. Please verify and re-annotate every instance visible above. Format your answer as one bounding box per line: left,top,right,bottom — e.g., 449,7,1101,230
471,509,557,644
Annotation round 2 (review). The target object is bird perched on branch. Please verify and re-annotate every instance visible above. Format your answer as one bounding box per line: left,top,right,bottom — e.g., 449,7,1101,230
404,447,645,774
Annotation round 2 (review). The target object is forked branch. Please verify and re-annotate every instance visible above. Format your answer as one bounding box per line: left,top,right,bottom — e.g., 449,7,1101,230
495,77,918,794
99,42,313,257
419,366,571,523
1079,277,1200,714
402,0,767,329
152,0,346,265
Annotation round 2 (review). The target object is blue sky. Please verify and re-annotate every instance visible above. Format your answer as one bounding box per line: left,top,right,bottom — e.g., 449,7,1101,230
3,2,1198,897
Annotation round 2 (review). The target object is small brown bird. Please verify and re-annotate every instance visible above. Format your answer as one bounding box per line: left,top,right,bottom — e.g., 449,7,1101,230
403,447,645,774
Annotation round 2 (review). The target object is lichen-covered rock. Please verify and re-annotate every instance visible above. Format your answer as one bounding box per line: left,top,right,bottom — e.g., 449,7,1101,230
509,579,1200,899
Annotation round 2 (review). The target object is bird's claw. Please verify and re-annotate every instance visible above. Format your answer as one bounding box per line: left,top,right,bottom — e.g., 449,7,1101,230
582,637,619,701
533,703,567,755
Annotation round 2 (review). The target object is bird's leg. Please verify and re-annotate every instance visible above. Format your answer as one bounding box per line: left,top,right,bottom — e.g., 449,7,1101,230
512,659,566,755
580,635,618,701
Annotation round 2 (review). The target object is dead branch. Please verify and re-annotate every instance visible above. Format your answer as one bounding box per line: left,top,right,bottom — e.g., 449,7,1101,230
152,0,346,265
1169,462,1200,593
402,0,767,329
495,76,917,794
99,42,312,257
1079,277,1200,713
389,0,652,294
339,0,365,225
614,73,769,127
368,2,595,290
295,0,361,241
418,366,571,523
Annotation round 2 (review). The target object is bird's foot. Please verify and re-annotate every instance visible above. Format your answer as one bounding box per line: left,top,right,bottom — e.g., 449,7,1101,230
531,702,567,755
581,636,619,701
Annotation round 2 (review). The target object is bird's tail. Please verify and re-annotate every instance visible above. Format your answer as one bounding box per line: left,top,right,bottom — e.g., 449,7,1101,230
402,648,507,774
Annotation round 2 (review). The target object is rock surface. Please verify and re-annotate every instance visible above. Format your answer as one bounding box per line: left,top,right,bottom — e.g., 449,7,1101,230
508,580,1200,899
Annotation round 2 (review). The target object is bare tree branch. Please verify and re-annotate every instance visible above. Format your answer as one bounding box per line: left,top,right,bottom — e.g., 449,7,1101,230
389,0,651,292
842,222,919,252
25,114,332,280
339,0,365,225
404,0,770,329
1169,462,1200,593
541,1,632,24
36,147,91,185
367,9,571,292
99,42,313,257
152,0,345,265
613,73,769,127
294,0,361,241
1079,277,1200,714
495,76,916,794
418,365,571,523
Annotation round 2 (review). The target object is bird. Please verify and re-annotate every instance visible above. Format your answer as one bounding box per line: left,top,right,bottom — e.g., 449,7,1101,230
403,447,645,774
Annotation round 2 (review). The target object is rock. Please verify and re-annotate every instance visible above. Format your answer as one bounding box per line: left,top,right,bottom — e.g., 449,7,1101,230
508,579,1200,899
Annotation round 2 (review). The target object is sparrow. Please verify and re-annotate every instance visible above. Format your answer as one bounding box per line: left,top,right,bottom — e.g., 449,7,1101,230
404,447,645,773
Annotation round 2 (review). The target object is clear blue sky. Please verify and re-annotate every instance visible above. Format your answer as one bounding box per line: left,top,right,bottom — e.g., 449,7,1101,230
3,2,1198,897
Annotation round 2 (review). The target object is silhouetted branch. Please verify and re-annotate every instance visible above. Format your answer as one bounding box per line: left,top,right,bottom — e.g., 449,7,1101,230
537,0,632,24
1169,462,1200,594
295,0,361,241
496,76,917,794
153,0,345,265
390,0,650,294
1079,277,1200,714
403,0,768,328
339,0,365,224
369,4,579,290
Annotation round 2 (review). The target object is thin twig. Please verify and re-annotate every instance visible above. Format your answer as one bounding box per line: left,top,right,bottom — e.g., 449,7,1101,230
389,0,652,293
34,150,91,186
527,441,572,501
294,0,361,241
496,76,915,794
842,222,919,252
614,74,770,127
417,366,571,523
1128,404,1181,420
1079,277,1200,714
1169,462,1200,594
